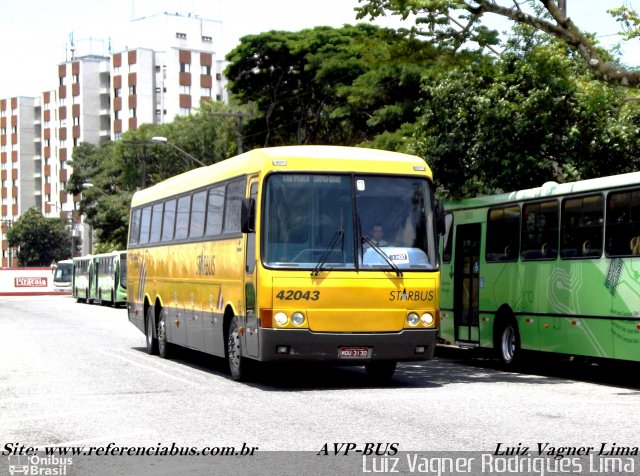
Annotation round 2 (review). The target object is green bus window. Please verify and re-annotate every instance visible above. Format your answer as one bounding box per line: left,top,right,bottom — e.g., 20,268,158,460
223,179,245,234
521,200,559,260
175,195,191,240
139,206,152,245
561,194,603,259
149,202,164,243
129,209,142,246
205,185,225,236
486,206,520,262
189,190,207,238
161,199,177,242
606,189,640,257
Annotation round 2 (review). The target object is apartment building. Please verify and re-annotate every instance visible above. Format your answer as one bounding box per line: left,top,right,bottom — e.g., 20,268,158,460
0,12,227,265
0,97,41,267
113,13,226,137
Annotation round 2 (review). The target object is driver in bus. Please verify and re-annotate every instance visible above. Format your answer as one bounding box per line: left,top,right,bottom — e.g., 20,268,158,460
369,223,389,247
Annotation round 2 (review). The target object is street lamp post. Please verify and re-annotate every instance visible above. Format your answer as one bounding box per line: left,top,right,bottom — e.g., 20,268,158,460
151,136,207,168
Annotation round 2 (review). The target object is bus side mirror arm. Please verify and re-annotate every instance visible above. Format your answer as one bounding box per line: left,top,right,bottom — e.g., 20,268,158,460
241,198,256,233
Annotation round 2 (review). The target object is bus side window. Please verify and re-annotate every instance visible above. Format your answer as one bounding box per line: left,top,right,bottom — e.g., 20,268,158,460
521,200,558,260
175,195,192,240
486,205,520,262
149,202,164,243
189,190,207,238
129,209,142,246
205,185,225,236
223,178,245,234
138,206,152,245
161,199,177,242
606,189,640,257
561,194,603,259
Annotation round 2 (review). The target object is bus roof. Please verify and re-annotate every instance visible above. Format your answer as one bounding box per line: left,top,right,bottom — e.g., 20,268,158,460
131,145,431,207
446,170,640,211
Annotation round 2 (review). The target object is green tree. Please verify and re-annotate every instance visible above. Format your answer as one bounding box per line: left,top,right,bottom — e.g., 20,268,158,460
226,24,457,148
356,0,640,87
409,27,639,198
7,208,71,266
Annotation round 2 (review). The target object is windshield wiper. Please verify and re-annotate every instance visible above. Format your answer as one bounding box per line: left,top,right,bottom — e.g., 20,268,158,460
311,229,344,276
361,236,403,277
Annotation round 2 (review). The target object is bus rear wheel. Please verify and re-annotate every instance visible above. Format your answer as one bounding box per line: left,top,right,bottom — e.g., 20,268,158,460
365,361,397,382
497,320,521,367
145,307,158,355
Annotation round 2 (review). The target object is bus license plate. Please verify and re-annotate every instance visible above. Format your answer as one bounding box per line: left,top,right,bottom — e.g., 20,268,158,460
339,347,370,359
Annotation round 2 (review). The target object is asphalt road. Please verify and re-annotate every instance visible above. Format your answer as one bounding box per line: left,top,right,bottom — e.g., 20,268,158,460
1,295,639,455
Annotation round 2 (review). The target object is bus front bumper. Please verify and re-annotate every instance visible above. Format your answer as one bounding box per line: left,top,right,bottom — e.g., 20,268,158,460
258,328,437,362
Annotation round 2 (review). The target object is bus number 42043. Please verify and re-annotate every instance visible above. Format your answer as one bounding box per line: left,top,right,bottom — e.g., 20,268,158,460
276,290,320,301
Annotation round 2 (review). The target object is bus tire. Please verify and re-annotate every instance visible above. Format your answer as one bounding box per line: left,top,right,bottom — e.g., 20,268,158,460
145,307,158,355
226,318,248,381
365,361,397,382
157,308,170,359
97,289,103,306
496,318,521,367
111,290,116,308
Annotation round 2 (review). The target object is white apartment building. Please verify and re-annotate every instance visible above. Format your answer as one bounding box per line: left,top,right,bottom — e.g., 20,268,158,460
113,13,226,137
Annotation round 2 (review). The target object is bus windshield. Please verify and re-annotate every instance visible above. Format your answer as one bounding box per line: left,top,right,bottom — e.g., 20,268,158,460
263,173,437,271
54,262,73,283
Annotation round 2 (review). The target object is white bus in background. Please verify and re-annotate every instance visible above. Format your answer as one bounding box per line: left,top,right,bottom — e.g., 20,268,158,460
52,259,73,293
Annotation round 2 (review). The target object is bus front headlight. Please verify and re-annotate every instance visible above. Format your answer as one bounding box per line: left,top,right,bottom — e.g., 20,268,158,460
421,312,435,327
274,312,288,326
406,312,420,327
291,312,305,326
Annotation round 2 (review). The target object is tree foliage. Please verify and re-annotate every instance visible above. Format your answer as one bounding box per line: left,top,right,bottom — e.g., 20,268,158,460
7,208,71,266
356,0,640,87
225,24,448,148
408,27,640,198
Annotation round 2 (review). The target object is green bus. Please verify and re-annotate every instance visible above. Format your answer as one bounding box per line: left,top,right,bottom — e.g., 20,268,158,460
72,255,92,303
89,251,127,307
440,172,640,366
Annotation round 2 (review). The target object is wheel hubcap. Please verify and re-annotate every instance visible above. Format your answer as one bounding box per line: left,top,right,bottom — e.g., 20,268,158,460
228,330,240,370
502,325,515,362
158,319,166,353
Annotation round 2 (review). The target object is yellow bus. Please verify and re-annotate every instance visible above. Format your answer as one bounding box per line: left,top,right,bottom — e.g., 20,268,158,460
127,146,443,381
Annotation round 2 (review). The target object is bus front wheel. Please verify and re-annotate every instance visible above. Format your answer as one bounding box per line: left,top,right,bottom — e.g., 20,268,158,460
145,307,158,355
157,308,170,359
365,361,397,382
227,318,248,381
497,319,521,367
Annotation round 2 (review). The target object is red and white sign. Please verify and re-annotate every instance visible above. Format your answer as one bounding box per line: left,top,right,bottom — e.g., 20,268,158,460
0,268,59,295
15,276,48,288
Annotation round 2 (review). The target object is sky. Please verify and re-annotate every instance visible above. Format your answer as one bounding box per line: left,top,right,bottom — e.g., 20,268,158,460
0,0,638,98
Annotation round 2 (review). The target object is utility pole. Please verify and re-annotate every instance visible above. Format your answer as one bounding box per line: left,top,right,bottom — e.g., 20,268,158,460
209,112,253,154
122,141,154,188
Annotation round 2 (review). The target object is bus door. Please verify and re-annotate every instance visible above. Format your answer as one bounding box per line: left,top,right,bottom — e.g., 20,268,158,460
453,223,481,343
243,179,259,358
